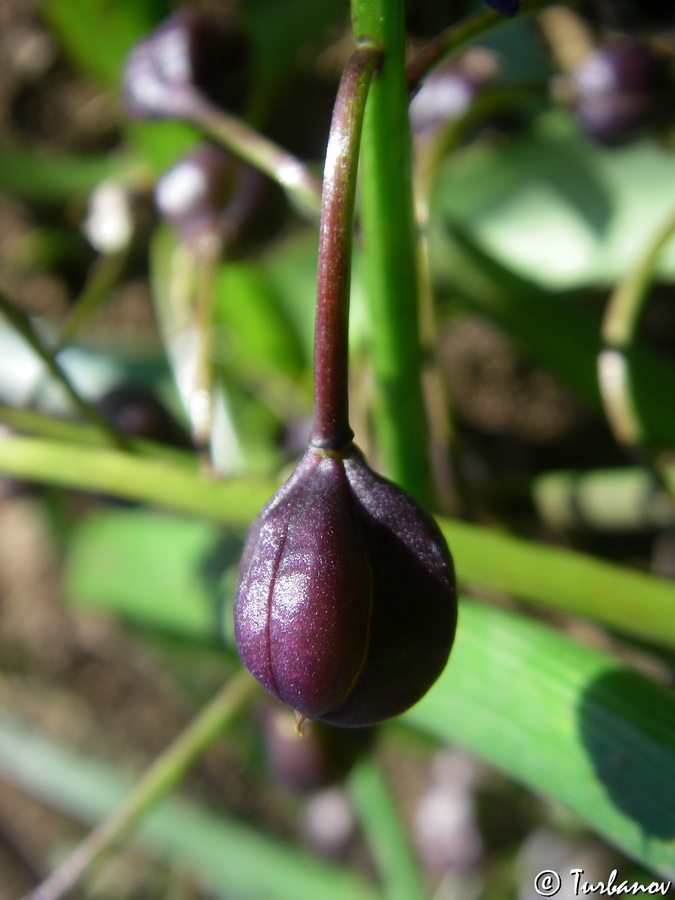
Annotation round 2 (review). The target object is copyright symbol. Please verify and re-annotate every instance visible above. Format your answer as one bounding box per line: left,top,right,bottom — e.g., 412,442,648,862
534,870,562,896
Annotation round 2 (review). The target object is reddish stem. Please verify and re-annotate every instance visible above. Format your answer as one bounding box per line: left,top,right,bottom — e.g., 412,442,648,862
310,44,382,451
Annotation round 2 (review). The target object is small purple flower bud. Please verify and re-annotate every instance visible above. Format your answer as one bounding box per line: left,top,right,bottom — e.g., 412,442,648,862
485,0,520,17
571,41,668,144
122,10,249,122
234,444,457,728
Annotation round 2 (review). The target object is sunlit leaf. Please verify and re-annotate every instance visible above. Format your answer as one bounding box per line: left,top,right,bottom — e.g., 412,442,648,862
431,113,675,290
405,600,675,877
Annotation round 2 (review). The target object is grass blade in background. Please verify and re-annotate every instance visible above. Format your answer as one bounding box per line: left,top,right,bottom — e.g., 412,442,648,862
0,144,126,205
39,0,169,88
0,436,672,646
65,508,243,642
2,596,673,888
405,600,675,878
440,520,675,648
0,716,380,900
349,756,426,900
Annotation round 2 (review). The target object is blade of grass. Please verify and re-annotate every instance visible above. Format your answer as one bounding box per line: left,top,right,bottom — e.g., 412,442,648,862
22,671,257,900
0,435,275,522
404,599,675,878
0,143,127,204
349,755,426,900
65,508,242,641
0,713,380,900
0,295,131,451
1,436,674,648
0,403,196,467
439,519,675,648
40,0,169,88
3,599,673,884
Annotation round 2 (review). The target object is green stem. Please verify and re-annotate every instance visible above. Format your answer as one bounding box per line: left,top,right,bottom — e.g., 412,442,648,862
23,670,257,900
0,435,275,523
351,0,433,505
311,45,381,450
603,207,675,346
349,755,425,900
0,402,195,466
56,250,128,350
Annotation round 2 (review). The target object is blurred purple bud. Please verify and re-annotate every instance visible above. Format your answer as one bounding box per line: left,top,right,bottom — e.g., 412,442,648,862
571,41,668,144
98,384,192,449
122,10,249,122
155,143,236,244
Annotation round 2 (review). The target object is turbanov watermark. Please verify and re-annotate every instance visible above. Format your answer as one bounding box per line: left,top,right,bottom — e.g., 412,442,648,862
534,869,672,897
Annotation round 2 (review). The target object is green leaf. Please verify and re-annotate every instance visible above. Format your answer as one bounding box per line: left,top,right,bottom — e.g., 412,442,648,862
441,519,675,649
125,121,203,177
432,113,675,290
213,262,307,380
349,757,426,900
0,143,125,204
259,228,320,363
65,508,242,641
0,715,380,900
242,0,347,117
39,0,169,88
405,599,675,878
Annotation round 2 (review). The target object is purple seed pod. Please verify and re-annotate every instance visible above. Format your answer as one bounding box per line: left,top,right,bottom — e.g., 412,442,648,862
234,444,457,728
122,9,249,122
571,41,668,144
485,0,520,17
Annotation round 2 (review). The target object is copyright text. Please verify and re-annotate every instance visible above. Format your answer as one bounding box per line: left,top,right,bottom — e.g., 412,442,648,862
534,869,672,897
